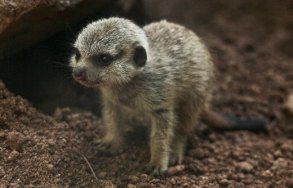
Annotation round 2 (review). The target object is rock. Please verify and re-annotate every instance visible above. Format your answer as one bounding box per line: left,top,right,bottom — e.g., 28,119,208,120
284,94,293,116
0,166,5,178
271,158,288,170
47,164,54,171
237,162,253,172
187,164,205,175
281,140,293,151
127,184,136,188
0,0,113,58
7,150,20,162
97,171,107,178
6,131,26,151
218,179,230,186
127,175,139,183
166,165,185,175
0,132,5,141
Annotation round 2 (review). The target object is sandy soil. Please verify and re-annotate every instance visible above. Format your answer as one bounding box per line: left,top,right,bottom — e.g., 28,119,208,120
0,1,292,187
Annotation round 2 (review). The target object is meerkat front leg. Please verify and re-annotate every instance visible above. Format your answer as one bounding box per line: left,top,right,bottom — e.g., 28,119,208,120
96,99,124,155
144,109,175,175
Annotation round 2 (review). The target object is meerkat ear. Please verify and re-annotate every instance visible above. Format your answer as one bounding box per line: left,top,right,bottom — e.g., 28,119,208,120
133,46,147,67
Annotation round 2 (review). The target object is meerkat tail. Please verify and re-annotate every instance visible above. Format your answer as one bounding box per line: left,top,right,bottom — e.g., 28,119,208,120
201,110,269,131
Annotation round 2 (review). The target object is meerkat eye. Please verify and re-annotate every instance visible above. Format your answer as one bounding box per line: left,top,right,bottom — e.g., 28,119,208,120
97,54,113,66
133,46,147,67
74,48,81,61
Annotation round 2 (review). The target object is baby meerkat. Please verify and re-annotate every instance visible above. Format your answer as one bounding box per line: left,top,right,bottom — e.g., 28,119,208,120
70,17,266,175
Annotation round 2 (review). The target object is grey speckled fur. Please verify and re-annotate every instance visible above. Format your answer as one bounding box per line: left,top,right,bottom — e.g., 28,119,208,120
70,17,214,175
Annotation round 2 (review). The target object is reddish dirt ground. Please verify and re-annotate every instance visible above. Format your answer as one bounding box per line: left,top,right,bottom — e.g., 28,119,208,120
0,1,293,187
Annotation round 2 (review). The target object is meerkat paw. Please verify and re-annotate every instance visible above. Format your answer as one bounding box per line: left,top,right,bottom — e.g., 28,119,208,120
169,152,184,166
94,139,124,157
170,138,186,166
143,162,168,176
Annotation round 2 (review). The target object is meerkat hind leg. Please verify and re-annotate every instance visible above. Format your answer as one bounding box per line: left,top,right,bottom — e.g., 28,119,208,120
144,110,175,176
170,100,199,165
170,131,187,165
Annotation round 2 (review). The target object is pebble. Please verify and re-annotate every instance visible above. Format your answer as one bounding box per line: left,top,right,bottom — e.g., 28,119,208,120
0,166,5,177
271,158,288,170
47,164,54,171
192,148,209,159
166,165,185,175
281,140,293,151
6,131,26,151
237,162,253,172
218,179,230,186
7,150,19,161
284,94,293,116
127,175,139,183
261,170,273,178
170,178,177,184
0,132,5,140
127,184,136,188
98,171,107,178
187,164,205,175
150,178,160,184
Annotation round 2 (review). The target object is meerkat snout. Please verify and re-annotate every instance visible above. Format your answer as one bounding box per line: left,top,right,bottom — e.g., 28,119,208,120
72,67,86,81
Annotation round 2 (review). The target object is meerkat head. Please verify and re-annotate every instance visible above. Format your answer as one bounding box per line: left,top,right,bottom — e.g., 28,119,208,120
70,17,149,87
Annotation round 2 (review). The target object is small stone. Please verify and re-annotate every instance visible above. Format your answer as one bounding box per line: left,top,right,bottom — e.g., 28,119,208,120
237,162,253,172
136,182,149,187
170,178,177,184
10,183,21,188
0,132,5,140
6,131,26,151
139,173,149,179
0,166,5,178
191,148,209,160
273,150,282,158
284,94,293,116
127,175,139,183
218,179,230,186
127,184,136,188
187,164,205,175
281,140,293,151
184,156,194,164
150,178,160,184
232,182,245,188
98,171,107,178
7,150,19,161
166,165,185,175
271,158,288,170
261,170,273,178
48,139,56,146
47,164,54,171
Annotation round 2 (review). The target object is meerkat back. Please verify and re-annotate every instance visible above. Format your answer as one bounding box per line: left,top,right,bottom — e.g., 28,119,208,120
143,20,214,113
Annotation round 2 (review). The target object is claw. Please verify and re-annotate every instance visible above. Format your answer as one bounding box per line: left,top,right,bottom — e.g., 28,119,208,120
143,163,167,177
94,139,123,157
169,155,183,166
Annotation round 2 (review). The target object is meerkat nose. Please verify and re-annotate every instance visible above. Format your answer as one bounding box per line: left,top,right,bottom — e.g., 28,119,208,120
72,68,86,80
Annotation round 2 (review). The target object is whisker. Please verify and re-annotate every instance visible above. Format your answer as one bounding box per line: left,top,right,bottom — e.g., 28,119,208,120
46,60,71,68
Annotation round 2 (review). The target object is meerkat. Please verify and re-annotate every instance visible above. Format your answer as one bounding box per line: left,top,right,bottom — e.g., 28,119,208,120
70,17,267,175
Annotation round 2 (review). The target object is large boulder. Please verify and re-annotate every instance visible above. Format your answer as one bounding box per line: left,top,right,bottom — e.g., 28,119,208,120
0,0,110,58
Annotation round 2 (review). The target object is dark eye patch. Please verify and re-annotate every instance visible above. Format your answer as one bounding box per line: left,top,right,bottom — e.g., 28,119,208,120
93,53,113,67
74,47,81,61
